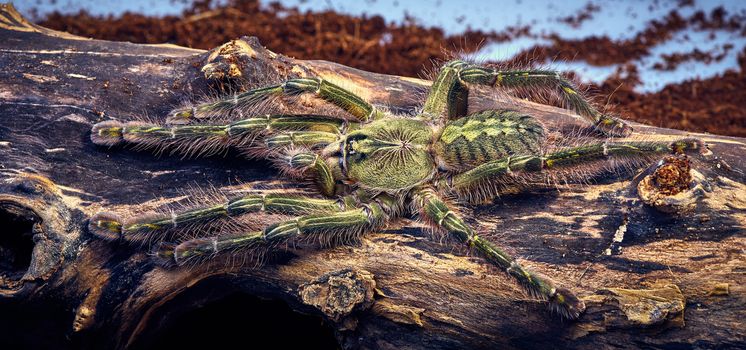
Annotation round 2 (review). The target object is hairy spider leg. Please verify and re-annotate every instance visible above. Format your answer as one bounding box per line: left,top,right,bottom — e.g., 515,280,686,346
90,114,346,156
157,201,388,265
457,64,631,136
422,60,472,120
264,131,340,150
421,60,630,136
284,151,337,196
412,187,585,319
88,194,344,242
166,77,385,124
450,138,706,195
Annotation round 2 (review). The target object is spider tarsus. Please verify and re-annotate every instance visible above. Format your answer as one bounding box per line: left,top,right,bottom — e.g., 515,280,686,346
520,272,585,319
172,237,217,264
90,120,125,146
165,106,196,125
549,287,586,320
670,137,708,155
88,212,123,241
152,242,179,266
595,114,633,137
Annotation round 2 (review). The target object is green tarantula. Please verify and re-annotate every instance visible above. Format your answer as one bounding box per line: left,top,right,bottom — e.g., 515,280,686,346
88,60,705,319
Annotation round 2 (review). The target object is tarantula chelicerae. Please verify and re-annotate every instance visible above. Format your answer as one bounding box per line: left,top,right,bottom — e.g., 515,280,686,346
88,59,705,319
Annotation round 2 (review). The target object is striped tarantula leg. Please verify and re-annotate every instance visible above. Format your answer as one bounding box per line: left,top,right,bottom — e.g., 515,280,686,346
451,138,706,192
458,67,632,137
422,60,471,120
88,194,344,243
265,131,339,150
159,201,386,265
90,114,344,156
281,151,337,197
412,187,585,319
167,77,383,124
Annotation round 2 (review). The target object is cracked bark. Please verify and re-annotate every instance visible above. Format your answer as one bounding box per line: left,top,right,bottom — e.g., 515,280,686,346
0,4,744,349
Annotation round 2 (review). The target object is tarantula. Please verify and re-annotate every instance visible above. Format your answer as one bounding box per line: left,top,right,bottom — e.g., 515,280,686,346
88,60,704,319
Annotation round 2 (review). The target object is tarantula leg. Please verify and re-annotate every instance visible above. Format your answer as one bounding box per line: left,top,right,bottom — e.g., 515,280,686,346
458,66,632,136
167,77,383,124
229,114,345,133
283,151,337,197
451,138,706,193
265,131,339,150
88,194,344,242
422,60,471,120
158,201,387,265
90,114,344,156
412,187,585,319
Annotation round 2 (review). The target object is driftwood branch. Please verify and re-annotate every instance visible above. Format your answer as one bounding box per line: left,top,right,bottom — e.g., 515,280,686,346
0,4,744,349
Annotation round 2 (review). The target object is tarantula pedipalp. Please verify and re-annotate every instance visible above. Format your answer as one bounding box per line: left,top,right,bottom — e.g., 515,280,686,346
87,59,705,320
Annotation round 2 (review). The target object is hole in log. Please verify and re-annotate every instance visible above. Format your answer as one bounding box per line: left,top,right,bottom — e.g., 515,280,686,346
0,202,39,289
133,281,340,349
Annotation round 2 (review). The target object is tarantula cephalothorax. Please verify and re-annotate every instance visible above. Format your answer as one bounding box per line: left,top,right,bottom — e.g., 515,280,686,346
88,60,706,319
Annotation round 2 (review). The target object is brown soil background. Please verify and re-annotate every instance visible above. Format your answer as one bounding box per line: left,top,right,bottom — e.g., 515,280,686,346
36,0,746,137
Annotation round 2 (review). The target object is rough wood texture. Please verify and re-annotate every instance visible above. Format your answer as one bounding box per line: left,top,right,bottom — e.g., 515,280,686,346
1,5,744,349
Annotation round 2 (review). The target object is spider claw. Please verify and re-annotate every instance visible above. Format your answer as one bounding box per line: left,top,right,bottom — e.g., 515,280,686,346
153,242,179,266
549,287,585,320
669,138,709,155
595,115,633,137
172,237,218,265
90,120,125,146
88,212,123,241
512,269,585,319
165,106,196,125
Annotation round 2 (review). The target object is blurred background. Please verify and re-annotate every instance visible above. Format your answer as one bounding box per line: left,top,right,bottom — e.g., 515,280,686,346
14,0,746,136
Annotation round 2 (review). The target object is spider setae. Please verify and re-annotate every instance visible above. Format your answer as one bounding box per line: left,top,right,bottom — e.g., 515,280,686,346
88,59,705,319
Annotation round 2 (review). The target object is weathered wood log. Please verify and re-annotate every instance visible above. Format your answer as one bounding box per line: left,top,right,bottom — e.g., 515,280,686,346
0,4,744,349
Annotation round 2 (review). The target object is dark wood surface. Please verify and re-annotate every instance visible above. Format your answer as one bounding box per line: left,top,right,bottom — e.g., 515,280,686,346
0,4,744,349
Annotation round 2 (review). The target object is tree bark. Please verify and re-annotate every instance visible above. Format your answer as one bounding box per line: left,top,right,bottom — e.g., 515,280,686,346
0,4,744,349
